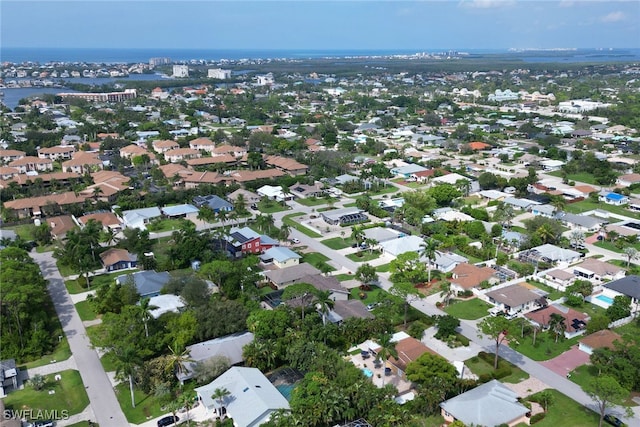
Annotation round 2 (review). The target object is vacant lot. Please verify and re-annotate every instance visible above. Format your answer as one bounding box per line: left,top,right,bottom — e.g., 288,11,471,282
444,298,492,320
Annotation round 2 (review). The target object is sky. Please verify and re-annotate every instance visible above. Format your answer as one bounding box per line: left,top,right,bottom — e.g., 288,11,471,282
1,0,639,51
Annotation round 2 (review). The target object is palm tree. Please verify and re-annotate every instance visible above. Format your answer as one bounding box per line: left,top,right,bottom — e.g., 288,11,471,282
351,226,364,246
419,238,439,283
279,223,291,243
315,290,335,327
550,196,566,215
165,345,194,380
623,247,639,268
439,281,455,307
113,346,141,408
376,333,397,387
536,224,556,245
180,393,195,426
138,297,156,338
549,313,566,343
211,387,231,420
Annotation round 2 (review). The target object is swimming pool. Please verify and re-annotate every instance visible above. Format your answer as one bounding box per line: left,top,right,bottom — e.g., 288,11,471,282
276,384,295,400
595,295,614,305
361,368,373,378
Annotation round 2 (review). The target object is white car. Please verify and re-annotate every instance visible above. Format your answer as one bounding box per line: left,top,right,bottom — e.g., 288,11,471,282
291,238,300,244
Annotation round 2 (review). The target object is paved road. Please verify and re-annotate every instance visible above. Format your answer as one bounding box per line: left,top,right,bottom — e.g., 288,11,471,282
30,251,128,427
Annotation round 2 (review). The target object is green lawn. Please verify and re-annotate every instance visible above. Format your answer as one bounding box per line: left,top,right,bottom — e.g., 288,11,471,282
296,196,338,206
366,186,398,196
257,199,289,213
350,286,388,305
578,302,608,320
56,260,76,278
301,252,335,272
146,218,191,232
565,199,640,220
464,355,529,384
547,170,600,185
569,364,636,407
65,270,127,294
525,389,600,427
283,213,321,238
100,352,118,372
321,236,356,250
444,298,492,320
527,281,564,301
343,202,358,208
75,300,98,321
508,330,582,361
3,370,89,417
614,321,640,339
114,382,166,424
67,422,99,427
346,250,381,262
375,263,390,272
335,273,355,282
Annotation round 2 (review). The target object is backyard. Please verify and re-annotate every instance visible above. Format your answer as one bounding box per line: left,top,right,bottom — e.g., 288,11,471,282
444,298,492,320
146,218,191,232
3,370,89,417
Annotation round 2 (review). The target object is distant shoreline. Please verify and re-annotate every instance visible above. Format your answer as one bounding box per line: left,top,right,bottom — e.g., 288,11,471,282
3,47,640,64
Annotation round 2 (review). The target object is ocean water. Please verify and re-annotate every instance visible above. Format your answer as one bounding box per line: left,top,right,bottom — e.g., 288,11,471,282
3,47,640,64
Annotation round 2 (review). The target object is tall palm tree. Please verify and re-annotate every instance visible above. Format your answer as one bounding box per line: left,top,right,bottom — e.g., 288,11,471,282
138,297,157,338
165,345,194,380
113,346,141,408
419,238,439,283
179,393,195,426
623,247,639,268
548,313,566,343
211,387,231,420
279,223,291,243
315,290,335,327
376,333,397,387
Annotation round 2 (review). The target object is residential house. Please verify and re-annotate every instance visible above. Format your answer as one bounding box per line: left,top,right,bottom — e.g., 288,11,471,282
164,148,201,163
485,284,547,316
178,332,254,383
257,185,292,202
603,275,640,314
320,207,368,226
289,182,326,199
183,171,230,188
260,247,301,269
599,192,629,206
147,294,186,319
62,152,104,174
189,137,216,153
100,248,137,272
522,244,582,265
2,192,87,219
578,330,622,355
573,258,625,282
37,145,76,160
299,274,350,301
524,304,588,339
386,332,437,379
433,251,468,273
226,227,279,257
48,215,76,240
212,144,247,158
161,204,200,220
120,144,156,162
0,360,19,397
264,155,308,176
8,156,53,173
122,207,162,230
263,263,321,289
440,380,531,427
449,263,499,294
193,195,234,213
186,155,237,168
616,173,640,188
557,213,606,233
530,204,556,218
390,163,428,178
544,269,576,289
194,367,289,425
115,270,172,298
152,139,179,153
0,167,19,180
230,169,286,184
379,235,424,257
227,188,261,207
502,197,538,211
0,149,25,164
329,300,374,323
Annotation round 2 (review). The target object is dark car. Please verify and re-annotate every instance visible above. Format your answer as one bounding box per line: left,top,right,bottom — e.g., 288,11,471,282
603,414,627,427
33,421,55,427
157,415,179,427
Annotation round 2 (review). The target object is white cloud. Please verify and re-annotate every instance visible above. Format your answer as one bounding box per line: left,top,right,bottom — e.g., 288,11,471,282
601,11,626,22
458,0,516,9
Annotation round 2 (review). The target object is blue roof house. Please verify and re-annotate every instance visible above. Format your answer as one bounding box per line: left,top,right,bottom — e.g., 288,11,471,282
260,247,301,268
599,192,629,206
193,195,234,213
161,204,200,219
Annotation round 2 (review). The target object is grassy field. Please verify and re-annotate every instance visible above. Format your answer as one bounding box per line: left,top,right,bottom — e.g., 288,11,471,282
301,252,335,272
65,270,126,294
366,186,399,196
350,286,387,305
321,236,356,250
346,250,381,262
444,298,492,320
283,213,321,238
257,199,289,213
508,330,582,361
465,355,529,384
296,196,338,206
524,389,601,427
565,199,640,220
375,263,390,272
547,170,599,185
3,370,89,416
115,382,165,424
335,273,355,281
146,218,191,232
75,300,98,321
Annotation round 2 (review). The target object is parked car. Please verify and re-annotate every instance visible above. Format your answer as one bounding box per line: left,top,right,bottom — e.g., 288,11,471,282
604,414,627,427
157,415,179,427
366,303,378,311
33,422,54,427
291,238,300,244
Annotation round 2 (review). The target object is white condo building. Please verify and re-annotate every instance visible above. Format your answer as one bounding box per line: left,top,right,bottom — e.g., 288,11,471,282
172,65,189,78
208,68,232,79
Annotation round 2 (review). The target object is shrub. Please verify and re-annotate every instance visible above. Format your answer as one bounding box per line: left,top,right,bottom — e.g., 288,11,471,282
470,356,479,364
478,373,492,383
407,321,427,339
457,334,470,346
493,366,512,379
530,413,546,424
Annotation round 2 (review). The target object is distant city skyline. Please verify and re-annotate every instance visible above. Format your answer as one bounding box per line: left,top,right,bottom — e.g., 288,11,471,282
2,0,639,51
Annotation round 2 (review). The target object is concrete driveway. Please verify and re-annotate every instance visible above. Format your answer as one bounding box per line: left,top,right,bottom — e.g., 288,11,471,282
540,345,590,377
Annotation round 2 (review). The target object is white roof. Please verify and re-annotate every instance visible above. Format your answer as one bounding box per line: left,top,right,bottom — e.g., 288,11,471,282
147,294,185,319
431,172,470,185
257,185,283,198
380,235,423,256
